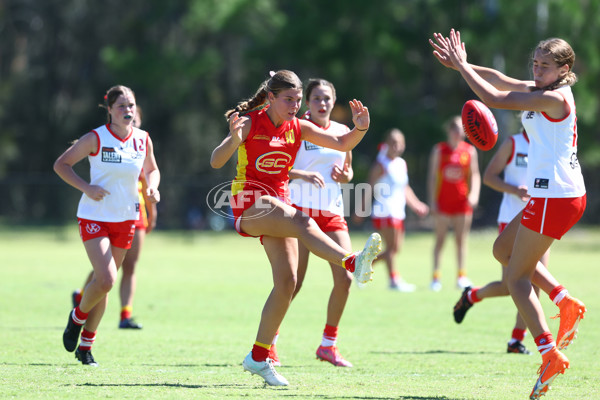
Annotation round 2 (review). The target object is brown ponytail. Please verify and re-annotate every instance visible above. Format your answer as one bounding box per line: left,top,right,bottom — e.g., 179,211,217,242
224,70,303,120
224,82,269,119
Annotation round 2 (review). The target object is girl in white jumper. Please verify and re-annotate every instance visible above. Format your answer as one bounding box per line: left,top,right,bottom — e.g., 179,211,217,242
54,85,160,366
431,31,586,399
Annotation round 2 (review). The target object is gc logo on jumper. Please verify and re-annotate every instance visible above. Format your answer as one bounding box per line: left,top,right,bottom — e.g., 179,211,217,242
101,147,122,163
255,151,292,174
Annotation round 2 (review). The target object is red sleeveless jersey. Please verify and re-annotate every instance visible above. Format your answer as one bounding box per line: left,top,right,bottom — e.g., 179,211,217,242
232,107,302,199
435,141,473,214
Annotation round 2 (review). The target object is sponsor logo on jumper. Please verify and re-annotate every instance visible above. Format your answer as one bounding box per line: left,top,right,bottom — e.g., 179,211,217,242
255,151,292,174
135,203,140,212
102,147,122,163
525,111,535,119
270,136,286,145
86,223,101,234
515,153,528,167
304,141,323,151
570,152,580,169
442,165,465,182
534,178,549,189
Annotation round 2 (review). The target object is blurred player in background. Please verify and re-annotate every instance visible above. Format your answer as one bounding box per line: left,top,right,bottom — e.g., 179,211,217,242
427,116,480,291
55,85,160,366
432,30,586,399
72,106,157,329
367,129,429,291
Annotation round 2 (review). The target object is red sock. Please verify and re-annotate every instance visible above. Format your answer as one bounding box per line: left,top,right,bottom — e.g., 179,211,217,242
549,285,567,304
322,324,338,347
78,329,96,351
324,324,338,337
72,306,89,326
120,307,132,321
467,287,482,303
74,290,82,306
534,332,555,355
343,254,356,273
251,344,270,362
512,328,526,342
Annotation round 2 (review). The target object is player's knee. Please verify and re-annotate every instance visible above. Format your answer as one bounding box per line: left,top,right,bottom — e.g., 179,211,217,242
291,210,313,230
275,273,298,297
339,272,352,290
492,237,510,265
292,280,303,297
96,274,116,292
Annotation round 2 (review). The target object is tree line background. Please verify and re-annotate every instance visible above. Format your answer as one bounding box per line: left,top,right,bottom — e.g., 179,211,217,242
1,0,599,229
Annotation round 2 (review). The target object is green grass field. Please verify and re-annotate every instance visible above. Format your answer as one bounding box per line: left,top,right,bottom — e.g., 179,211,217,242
1,225,599,399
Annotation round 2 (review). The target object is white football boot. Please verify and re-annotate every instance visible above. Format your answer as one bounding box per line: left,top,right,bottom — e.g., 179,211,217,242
346,232,382,287
242,352,289,386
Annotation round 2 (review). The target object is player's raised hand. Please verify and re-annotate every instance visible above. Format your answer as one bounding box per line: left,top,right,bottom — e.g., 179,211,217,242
349,99,369,131
430,31,465,70
430,32,454,69
447,29,468,67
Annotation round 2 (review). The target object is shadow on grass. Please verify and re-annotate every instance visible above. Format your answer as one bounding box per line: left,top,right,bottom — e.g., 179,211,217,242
0,362,237,368
1,363,56,366
139,363,234,368
77,383,257,389
371,349,495,355
75,384,462,400
280,396,463,400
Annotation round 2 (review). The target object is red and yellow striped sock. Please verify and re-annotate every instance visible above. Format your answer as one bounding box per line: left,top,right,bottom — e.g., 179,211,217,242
121,306,133,321
342,253,356,272
252,341,271,362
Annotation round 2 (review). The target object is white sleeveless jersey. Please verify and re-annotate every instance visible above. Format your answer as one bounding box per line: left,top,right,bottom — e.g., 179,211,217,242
289,120,349,215
372,153,408,219
497,132,529,224
521,86,585,198
77,124,148,222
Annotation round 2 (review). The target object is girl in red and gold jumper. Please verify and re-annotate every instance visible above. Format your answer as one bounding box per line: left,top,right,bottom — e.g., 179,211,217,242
210,70,381,386
431,30,586,399
427,116,480,291
55,85,160,366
